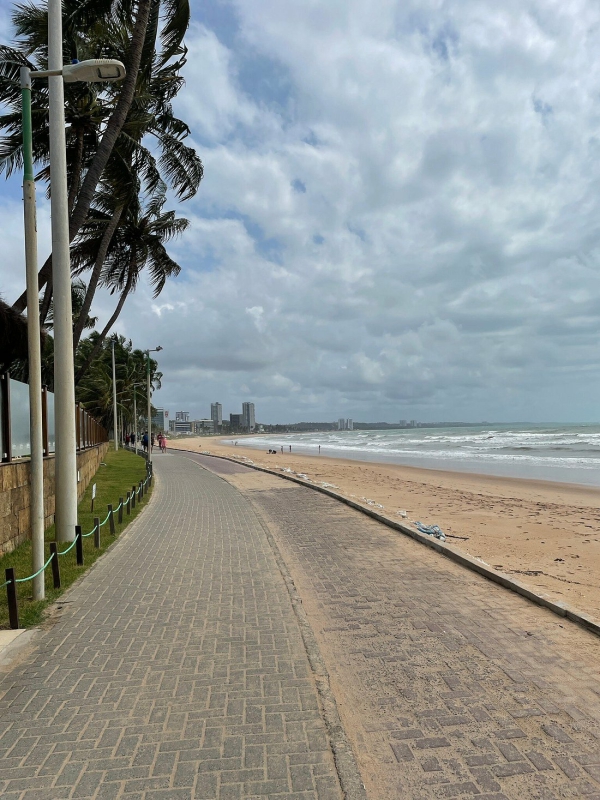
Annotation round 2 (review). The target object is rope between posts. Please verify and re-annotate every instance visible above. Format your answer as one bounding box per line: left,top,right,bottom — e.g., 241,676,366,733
3,465,152,600
14,553,55,583
57,535,79,556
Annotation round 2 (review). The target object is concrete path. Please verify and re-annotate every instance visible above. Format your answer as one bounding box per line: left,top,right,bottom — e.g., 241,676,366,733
0,453,345,799
185,452,600,800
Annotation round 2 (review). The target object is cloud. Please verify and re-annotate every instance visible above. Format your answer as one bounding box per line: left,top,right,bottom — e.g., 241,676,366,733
133,0,600,421
4,0,600,423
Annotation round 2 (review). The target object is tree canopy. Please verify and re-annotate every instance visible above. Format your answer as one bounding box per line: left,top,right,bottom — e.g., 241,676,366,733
0,0,201,382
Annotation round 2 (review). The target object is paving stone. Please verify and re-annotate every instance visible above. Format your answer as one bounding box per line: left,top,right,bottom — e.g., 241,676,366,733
237,463,600,800
0,454,343,800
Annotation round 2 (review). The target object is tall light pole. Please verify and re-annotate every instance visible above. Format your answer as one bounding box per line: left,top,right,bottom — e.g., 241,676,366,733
146,347,162,465
48,0,126,541
20,68,44,600
20,60,125,569
131,384,144,455
111,339,118,451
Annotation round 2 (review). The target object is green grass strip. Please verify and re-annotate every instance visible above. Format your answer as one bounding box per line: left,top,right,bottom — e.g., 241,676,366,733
13,553,55,583
0,446,152,629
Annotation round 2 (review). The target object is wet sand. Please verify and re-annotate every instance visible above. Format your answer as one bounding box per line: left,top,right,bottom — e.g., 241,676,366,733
167,435,600,619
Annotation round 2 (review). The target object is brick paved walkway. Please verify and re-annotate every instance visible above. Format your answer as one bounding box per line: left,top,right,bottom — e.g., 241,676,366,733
0,454,344,799
189,454,600,800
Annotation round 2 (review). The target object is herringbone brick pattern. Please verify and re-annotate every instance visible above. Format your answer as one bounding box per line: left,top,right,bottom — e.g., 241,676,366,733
236,472,600,800
0,455,342,799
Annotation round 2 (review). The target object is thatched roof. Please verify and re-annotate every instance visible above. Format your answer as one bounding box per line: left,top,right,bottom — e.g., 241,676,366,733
0,297,30,369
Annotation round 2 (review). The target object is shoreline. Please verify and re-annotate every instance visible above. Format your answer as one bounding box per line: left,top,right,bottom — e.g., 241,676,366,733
219,433,600,488
168,435,600,618
226,438,600,492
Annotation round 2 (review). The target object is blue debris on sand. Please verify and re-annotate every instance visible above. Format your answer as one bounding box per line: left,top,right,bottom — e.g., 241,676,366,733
414,521,446,542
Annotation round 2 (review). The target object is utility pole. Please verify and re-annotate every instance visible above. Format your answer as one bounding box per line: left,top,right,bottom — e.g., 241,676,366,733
20,67,45,598
112,339,118,451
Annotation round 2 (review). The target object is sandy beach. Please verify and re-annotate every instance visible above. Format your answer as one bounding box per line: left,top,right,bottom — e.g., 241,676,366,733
167,435,600,619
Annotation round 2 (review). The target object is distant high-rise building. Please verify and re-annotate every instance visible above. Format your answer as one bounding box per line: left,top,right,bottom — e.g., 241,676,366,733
152,408,166,432
338,418,345,430
242,402,256,431
210,402,222,427
175,411,189,422
169,419,193,433
347,418,353,431
230,413,243,430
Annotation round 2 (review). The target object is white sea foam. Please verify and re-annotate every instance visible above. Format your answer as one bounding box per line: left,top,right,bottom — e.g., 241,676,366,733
224,424,600,486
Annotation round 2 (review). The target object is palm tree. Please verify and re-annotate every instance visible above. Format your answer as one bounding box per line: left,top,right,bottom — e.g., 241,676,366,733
0,0,195,313
70,43,203,344
76,333,161,430
73,190,188,382
7,280,96,389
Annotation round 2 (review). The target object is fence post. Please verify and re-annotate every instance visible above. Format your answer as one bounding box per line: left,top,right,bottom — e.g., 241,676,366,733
139,480,144,500
1,372,12,463
131,485,136,509
75,525,83,566
5,568,18,629
126,491,131,515
118,498,123,524
49,543,60,588
94,517,100,548
108,504,115,535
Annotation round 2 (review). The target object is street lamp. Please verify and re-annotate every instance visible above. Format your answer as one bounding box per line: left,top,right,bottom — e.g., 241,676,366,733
145,347,163,466
111,339,118,451
20,68,44,600
37,0,125,545
131,384,144,455
20,47,126,571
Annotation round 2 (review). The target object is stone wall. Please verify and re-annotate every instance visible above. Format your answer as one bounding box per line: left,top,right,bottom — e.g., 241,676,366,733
0,443,109,556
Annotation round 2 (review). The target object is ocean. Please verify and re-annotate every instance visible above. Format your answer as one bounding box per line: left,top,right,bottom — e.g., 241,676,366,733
226,424,600,487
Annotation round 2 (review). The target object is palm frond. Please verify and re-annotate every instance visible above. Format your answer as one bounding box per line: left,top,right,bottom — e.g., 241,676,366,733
157,133,203,200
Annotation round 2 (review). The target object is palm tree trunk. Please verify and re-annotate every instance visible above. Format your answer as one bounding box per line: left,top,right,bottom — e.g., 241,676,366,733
72,205,124,349
67,127,85,215
39,276,53,327
11,0,152,314
74,272,134,384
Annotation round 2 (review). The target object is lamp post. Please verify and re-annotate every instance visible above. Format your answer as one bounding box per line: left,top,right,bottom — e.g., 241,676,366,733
20,57,125,569
111,339,118,451
145,347,162,465
20,68,44,600
131,383,144,455
48,0,126,543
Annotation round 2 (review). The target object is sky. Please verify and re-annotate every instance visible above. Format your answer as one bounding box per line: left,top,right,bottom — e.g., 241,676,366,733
3,0,600,423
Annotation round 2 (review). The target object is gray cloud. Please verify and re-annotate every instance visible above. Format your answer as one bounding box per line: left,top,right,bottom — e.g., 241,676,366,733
4,0,600,422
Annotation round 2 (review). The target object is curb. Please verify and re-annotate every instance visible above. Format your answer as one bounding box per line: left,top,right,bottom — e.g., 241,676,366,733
178,447,600,639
